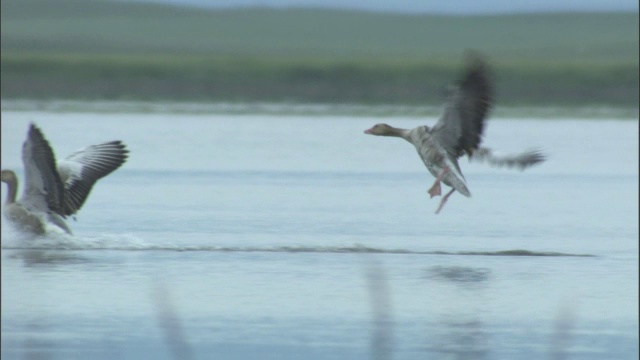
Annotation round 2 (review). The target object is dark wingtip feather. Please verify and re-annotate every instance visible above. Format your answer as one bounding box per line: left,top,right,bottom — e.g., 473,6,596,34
526,149,548,166
27,123,44,141
60,140,130,217
25,123,67,216
463,50,488,71
456,50,493,157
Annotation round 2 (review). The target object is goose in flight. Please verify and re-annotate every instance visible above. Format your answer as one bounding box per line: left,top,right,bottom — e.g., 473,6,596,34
1,123,129,234
364,52,545,214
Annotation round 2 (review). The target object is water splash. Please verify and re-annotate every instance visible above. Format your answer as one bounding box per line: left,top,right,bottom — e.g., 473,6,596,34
1,227,150,250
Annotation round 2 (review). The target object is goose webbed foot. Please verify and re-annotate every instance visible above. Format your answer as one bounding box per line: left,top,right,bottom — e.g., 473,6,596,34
435,188,456,214
428,181,442,198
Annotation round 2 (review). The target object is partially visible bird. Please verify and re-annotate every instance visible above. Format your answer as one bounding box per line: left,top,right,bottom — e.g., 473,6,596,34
1,123,129,234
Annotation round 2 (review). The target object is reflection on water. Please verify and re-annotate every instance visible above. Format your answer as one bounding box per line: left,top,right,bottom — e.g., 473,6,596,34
365,262,393,360
427,319,489,360
425,266,492,284
423,265,491,359
21,319,57,360
549,300,578,360
152,283,195,360
8,250,91,267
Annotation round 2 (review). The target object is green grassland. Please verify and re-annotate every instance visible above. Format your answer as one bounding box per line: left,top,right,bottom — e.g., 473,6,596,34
1,0,638,107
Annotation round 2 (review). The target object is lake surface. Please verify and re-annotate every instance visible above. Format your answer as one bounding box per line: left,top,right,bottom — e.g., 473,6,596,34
1,111,638,359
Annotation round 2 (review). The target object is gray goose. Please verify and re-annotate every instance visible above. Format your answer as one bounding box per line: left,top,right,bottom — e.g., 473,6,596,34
1,123,129,234
364,52,545,214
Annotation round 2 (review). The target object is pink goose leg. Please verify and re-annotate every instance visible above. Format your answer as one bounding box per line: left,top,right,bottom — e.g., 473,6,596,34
427,167,449,198
435,188,456,214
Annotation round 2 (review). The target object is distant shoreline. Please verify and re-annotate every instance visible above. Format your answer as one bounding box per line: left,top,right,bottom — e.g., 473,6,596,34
2,3,637,107
2,53,637,107
2,99,637,119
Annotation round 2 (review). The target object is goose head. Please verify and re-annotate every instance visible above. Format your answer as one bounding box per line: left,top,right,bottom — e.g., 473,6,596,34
1,169,17,184
364,123,394,136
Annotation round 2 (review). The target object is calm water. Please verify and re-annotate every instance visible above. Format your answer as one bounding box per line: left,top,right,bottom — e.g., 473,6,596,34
1,112,638,359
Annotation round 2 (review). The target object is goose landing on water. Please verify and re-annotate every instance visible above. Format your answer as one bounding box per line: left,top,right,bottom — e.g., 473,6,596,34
1,123,129,235
364,52,546,214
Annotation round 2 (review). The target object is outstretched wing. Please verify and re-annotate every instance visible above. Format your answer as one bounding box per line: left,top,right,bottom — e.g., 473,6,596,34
469,147,547,170
430,51,493,158
20,123,66,215
57,141,129,217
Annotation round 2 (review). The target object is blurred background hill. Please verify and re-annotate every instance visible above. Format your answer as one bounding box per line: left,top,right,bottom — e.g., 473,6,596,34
1,0,638,107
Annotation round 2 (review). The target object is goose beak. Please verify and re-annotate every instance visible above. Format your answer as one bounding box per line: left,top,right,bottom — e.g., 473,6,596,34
364,128,373,134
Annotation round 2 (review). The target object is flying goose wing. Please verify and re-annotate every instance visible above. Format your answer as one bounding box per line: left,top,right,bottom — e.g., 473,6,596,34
430,52,493,159
20,123,66,215
57,141,129,217
469,147,546,170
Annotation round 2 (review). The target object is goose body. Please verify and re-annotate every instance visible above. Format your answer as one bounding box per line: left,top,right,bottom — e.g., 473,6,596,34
1,124,129,234
407,125,471,197
364,52,545,213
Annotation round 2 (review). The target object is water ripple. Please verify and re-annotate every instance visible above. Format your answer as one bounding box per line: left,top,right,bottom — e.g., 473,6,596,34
2,240,594,257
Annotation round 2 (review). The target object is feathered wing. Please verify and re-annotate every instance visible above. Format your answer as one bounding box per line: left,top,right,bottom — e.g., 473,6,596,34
430,52,493,158
57,141,129,216
20,124,66,215
469,147,546,170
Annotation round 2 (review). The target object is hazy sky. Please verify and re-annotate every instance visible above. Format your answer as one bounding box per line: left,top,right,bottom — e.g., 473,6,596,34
128,0,639,14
